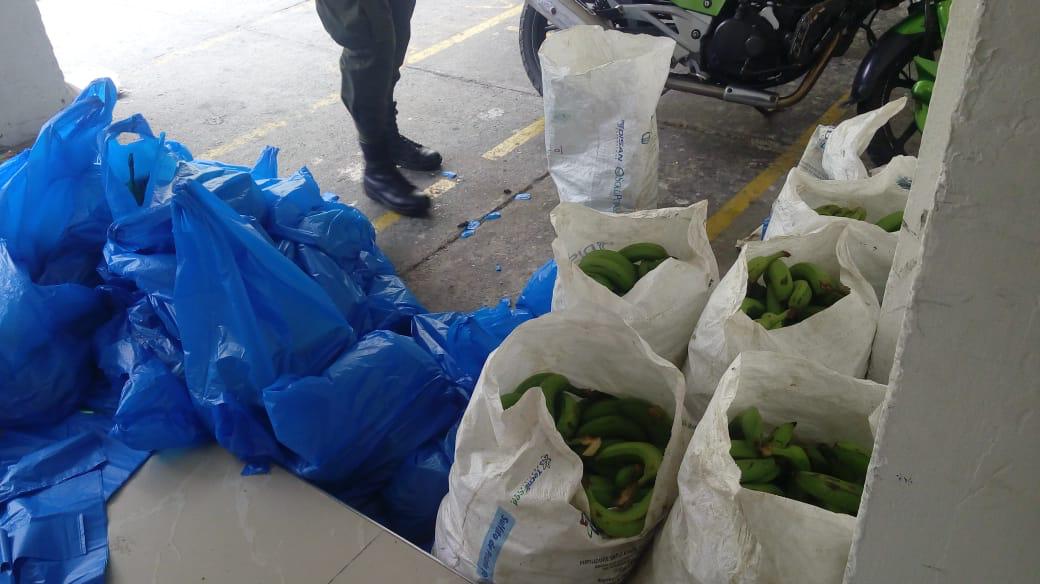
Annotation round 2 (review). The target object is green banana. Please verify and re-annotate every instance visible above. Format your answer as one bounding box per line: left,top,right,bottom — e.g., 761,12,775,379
500,391,523,410
585,487,649,538
734,407,764,447
581,398,623,422
768,422,797,448
767,444,812,472
585,474,617,508
834,206,855,218
514,372,553,393
766,258,794,301
756,311,788,330
539,375,570,420
747,282,768,302
743,482,784,496
765,285,783,314
555,393,583,439
576,415,648,442
747,250,791,284
614,464,644,489
785,476,812,502
588,272,617,291
814,204,842,216
616,399,672,450
788,280,813,309
579,250,637,293
741,297,766,319
795,471,863,515
729,439,759,459
818,289,848,307
830,441,871,484
595,442,663,486
788,262,837,297
570,436,604,457
875,210,904,232
637,257,666,278
848,207,868,221
619,242,669,263
736,458,781,484
804,443,829,473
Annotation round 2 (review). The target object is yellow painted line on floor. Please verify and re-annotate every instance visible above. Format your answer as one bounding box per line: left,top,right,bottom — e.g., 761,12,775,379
154,29,244,65
483,117,545,160
405,4,522,65
198,4,522,160
706,95,851,241
372,178,459,232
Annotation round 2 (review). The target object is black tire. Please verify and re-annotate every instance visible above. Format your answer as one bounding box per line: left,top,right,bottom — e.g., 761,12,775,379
519,5,552,95
857,35,930,166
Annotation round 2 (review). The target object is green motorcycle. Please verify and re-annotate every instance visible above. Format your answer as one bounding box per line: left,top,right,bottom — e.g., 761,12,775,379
520,0,950,164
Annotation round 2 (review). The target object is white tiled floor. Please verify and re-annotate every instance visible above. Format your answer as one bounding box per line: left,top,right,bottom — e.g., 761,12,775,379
107,445,470,584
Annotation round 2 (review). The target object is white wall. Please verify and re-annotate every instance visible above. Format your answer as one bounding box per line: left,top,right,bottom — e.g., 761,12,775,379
0,0,71,148
847,0,1040,582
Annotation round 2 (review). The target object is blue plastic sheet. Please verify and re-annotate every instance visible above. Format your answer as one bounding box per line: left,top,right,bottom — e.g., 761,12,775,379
0,243,102,428
516,259,556,317
412,299,533,393
0,79,117,285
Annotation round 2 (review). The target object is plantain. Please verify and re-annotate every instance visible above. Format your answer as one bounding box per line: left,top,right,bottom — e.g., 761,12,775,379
637,257,666,278
741,297,766,319
595,442,663,486
614,464,644,490
747,250,791,284
829,441,871,484
555,393,583,439
814,204,842,216
804,443,829,473
729,439,759,459
616,399,673,449
736,458,781,484
585,487,650,538
767,422,797,448
747,281,768,302
576,415,648,442
588,272,617,292
818,289,849,307
756,311,789,330
874,210,904,233
581,398,624,422
767,444,812,472
848,207,868,221
619,242,669,263
788,280,813,309
795,471,863,515
579,249,637,294
584,474,617,508
788,262,838,297
765,285,783,314
733,407,764,447
743,482,784,496
766,258,794,301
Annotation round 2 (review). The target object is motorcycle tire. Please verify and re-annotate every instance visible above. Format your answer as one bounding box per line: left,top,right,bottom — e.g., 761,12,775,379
857,34,930,166
519,4,552,95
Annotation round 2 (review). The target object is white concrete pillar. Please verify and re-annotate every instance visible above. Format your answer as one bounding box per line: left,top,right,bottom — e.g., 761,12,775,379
0,0,71,148
846,1,1040,582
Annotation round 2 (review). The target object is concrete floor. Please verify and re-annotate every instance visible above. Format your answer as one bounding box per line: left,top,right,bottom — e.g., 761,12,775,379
38,0,898,312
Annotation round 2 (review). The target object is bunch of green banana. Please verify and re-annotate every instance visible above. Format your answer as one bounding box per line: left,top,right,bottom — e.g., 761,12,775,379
742,252,850,329
728,407,871,516
502,373,673,538
578,243,672,296
814,204,904,233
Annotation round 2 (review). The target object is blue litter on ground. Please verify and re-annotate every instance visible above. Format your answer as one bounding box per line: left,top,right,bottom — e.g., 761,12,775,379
467,220,481,230
0,78,551,578
495,264,502,272
460,229,476,239
484,211,501,221
441,170,458,179
514,192,531,201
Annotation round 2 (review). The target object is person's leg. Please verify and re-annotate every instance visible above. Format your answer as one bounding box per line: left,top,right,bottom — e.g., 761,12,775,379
316,0,430,216
385,0,442,171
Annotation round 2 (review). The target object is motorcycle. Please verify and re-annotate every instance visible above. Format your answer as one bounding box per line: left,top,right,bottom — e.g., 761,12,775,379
519,0,950,164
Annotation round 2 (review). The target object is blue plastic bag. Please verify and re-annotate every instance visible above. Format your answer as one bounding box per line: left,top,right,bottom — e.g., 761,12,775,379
0,78,117,285
516,259,556,317
266,331,466,487
0,242,102,428
101,114,192,220
411,299,533,393
170,178,354,465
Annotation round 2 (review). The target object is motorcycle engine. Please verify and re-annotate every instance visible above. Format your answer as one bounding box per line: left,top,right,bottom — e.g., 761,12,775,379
702,3,786,85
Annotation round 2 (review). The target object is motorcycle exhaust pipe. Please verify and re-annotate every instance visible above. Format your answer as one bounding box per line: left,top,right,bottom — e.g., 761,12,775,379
664,77,781,109
527,0,610,30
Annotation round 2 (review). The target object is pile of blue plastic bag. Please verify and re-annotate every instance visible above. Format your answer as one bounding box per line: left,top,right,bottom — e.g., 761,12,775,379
0,79,557,581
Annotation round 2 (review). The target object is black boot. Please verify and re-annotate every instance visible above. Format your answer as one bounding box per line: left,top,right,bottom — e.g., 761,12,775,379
361,141,431,217
388,102,443,171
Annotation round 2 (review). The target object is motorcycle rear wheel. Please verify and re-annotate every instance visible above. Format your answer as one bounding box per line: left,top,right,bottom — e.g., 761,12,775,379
857,35,931,166
519,4,554,95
